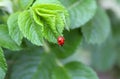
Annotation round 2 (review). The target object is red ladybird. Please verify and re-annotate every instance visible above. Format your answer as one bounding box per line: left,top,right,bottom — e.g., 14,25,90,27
57,36,65,46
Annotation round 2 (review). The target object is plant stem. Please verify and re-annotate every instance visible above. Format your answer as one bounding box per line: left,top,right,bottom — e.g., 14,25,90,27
43,41,51,53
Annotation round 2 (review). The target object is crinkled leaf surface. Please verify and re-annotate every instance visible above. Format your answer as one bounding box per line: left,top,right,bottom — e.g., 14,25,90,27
7,12,23,45
18,0,69,44
31,0,69,43
18,10,43,46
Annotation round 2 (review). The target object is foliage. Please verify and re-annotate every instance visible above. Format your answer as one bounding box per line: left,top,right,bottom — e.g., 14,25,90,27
0,0,118,79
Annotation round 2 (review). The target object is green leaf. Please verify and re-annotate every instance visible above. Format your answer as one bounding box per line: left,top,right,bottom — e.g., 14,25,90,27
51,29,82,58
10,47,98,79
59,0,97,29
18,10,43,46
117,0,120,3
0,24,21,50
33,0,60,4
31,54,57,79
65,62,98,79
82,7,111,44
107,10,120,67
10,48,58,79
90,37,117,71
10,47,43,79
82,34,117,71
107,10,120,43
92,41,117,71
52,67,71,79
52,62,98,79
7,12,23,45
19,0,34,9
0,48,7,79
31,0,69,43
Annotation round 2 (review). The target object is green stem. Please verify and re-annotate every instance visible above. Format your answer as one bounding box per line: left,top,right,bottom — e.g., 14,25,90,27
43,41,51,53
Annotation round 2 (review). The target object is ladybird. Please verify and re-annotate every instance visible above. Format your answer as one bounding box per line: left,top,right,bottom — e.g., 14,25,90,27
57,36,65,46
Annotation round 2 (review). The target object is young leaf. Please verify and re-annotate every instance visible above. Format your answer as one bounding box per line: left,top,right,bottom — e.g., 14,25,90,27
19,0,34,10
0,48,7,79
59,0,97,29
82,7,111,44
18,10,43,46
7,12,23,45
0,24,21,50
31,0,69,43
64,62,98,79
50,29,82,58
